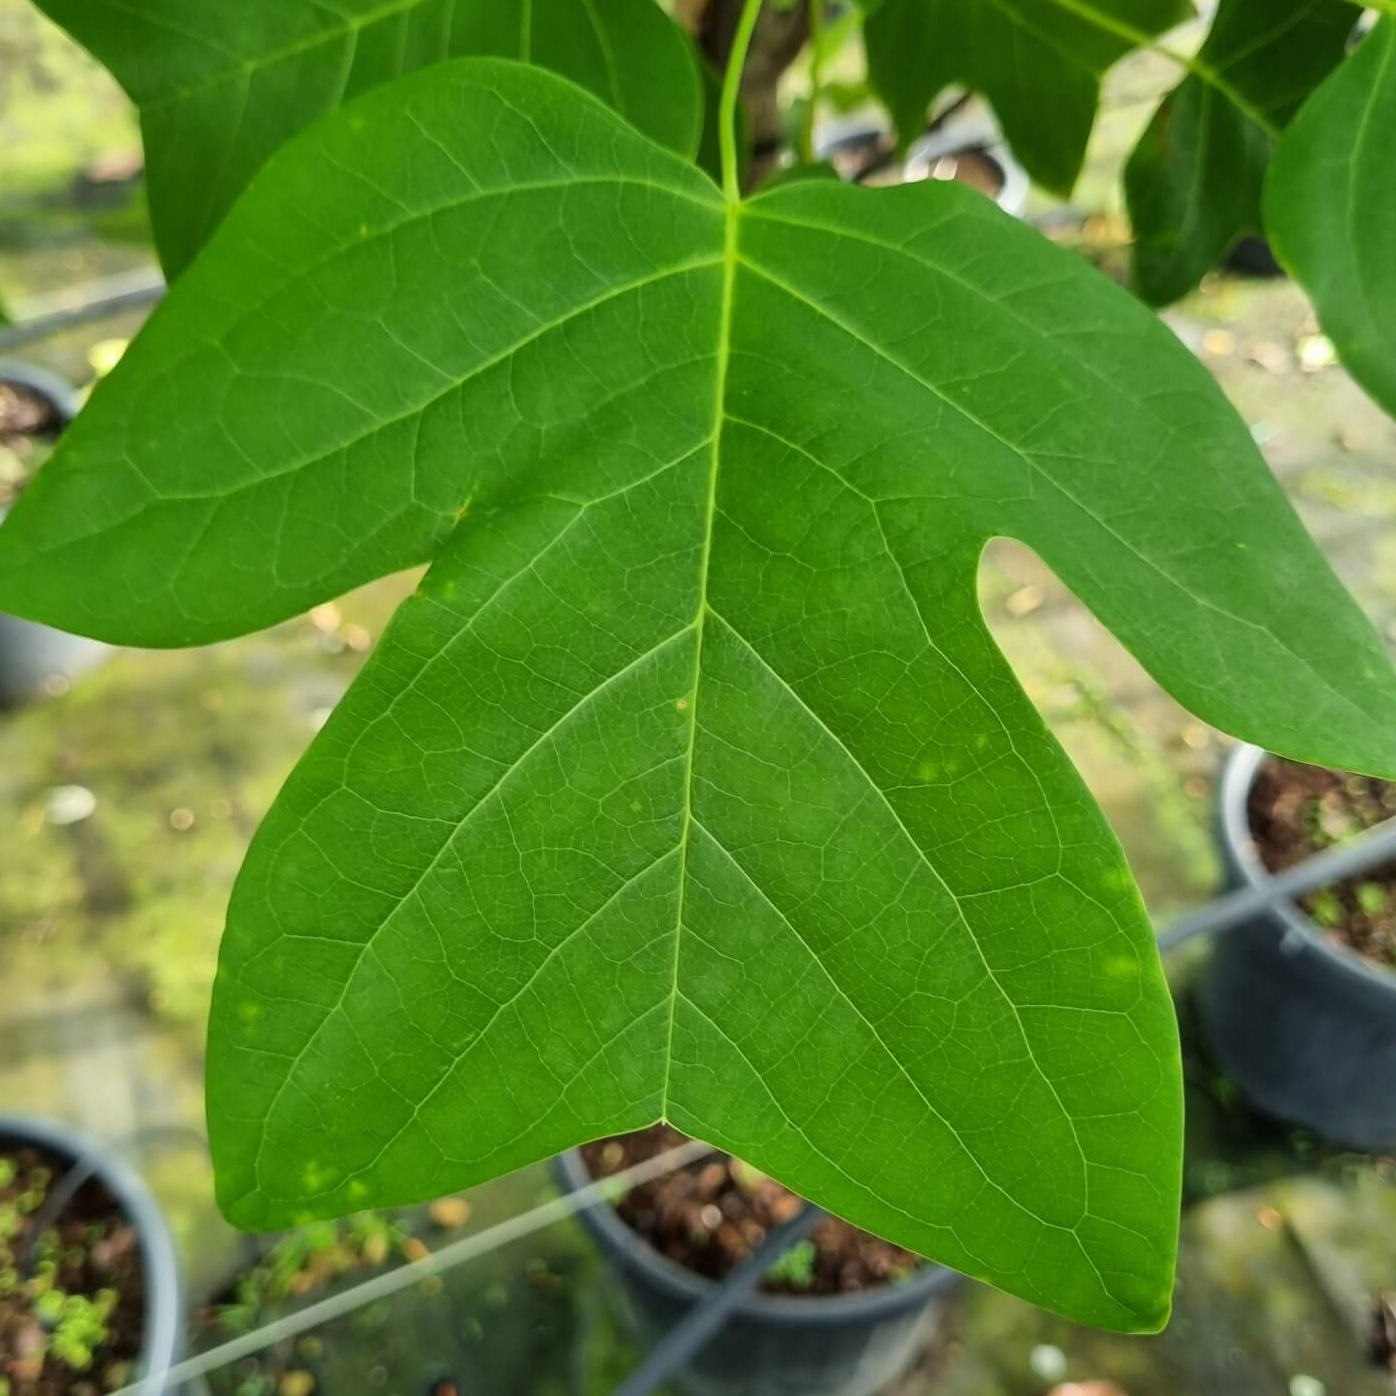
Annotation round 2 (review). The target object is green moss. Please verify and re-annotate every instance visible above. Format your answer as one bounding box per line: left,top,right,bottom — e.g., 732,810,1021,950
0,0,138,201
0,578,410,1046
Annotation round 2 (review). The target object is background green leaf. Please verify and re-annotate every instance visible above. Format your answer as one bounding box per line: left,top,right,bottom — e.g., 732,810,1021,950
1267,16,1396,416
33,0,702,276
6,57,1396,1332
864,0,1191,193
1126,0,1354,306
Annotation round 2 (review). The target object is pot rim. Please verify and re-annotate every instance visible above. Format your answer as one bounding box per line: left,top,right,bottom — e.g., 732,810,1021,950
555,1146,960,1327
0,359,81,427
1220,742,1396,993
0,1113,183,1394
811,114,1030,219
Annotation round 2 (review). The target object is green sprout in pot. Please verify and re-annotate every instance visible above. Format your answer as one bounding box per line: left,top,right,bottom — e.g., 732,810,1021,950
765,1239,818,1292
1311,890,1346,929
1359,883,1388,917
33,1287,119,1373
214,1211,408,1337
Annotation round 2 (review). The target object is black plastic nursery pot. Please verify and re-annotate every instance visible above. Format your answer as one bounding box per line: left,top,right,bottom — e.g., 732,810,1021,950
1199,743,1396,1150
813,114,1029,219
555,1148,960,1396
0,360,108,707
0,1113,183,1395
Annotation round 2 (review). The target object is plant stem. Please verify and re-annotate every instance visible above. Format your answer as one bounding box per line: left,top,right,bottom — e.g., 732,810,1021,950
720,0,767,200
800,0,825,166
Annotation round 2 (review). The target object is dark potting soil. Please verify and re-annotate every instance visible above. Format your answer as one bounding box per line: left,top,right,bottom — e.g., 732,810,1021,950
1249,755,1396,969
580,1125,923,1297
0,1140,147,1396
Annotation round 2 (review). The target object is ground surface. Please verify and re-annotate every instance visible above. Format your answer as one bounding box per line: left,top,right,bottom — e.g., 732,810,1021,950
2,6,1396,1394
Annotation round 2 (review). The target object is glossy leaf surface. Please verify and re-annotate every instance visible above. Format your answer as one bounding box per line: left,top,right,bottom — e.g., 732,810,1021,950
33,0,702,275
1126,0,1353,306
863,0,1189,192
5,60,1396,1333
1268,17,1396,415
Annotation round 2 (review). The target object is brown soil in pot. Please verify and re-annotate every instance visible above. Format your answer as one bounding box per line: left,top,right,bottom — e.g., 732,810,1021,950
0,379,65,510
1249,755,1396,970
0,1139,147,1396
825,133,1006,200
580,1125,923,1297
905,148,1005,198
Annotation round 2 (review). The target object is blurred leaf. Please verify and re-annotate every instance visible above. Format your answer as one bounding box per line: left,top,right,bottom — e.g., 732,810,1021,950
1268,17,1396,416
864,0,1190,192
34,0,702,277
1126,0,1354,305
823,79,875,114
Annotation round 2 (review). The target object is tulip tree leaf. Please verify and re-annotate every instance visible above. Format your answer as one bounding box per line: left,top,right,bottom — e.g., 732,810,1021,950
6,59,1396,1334
863,0,1191,193
1268,17,1396,416
1126,0,1354,306
33,0,702,277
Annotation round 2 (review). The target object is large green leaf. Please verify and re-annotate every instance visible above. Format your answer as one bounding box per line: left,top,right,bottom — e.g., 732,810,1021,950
5,58,1396,1332
1268,17,1396,416
33,0,702,276
1126,0,1354,306
863,0,1191,193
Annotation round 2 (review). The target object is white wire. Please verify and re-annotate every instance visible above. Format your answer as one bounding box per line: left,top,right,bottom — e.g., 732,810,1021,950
115,1139,713,1396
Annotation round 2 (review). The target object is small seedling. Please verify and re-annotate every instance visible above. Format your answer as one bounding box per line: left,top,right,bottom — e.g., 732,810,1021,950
1358,883,1388,916
1312,891,1346,928
31,1286,117,1371
766,1239,818,1291
217,1212,408,1335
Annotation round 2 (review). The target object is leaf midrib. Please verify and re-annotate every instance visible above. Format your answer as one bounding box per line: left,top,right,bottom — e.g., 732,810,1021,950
659,196,739,1117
